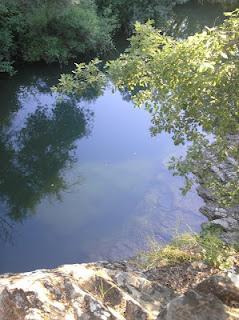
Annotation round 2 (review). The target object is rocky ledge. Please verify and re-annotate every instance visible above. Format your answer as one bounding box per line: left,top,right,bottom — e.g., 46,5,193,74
198,183,239,244
0,261,238,320
196,135,239,245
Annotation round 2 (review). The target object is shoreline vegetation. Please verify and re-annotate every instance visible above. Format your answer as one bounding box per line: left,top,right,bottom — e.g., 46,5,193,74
133,226,239,272
0,0,237,75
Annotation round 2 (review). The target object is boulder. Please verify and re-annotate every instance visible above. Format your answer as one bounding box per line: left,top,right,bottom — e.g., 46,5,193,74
158,290,231,320
195,134,239,246
158,275,239,320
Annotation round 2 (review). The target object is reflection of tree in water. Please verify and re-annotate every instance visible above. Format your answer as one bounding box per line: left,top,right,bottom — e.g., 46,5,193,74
0,98,93,231
0,62,75,125
169,1,225,38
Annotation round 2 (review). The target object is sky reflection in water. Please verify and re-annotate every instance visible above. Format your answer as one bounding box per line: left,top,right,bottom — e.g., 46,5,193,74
0,64,206,273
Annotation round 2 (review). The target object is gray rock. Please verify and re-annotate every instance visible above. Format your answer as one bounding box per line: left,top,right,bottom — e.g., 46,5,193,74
195,275,239,307
209,218,239,231
0,262,174,320
158,290,229,320
1,262,239,320
196,135,239,245
158,274,239,320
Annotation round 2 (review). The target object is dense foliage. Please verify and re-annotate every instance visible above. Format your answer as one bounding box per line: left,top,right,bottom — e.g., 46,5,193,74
2,0,234,75
0,0,116,74
56,10,239,207
108,10,239,207
1,0,207,75
54,58,107,100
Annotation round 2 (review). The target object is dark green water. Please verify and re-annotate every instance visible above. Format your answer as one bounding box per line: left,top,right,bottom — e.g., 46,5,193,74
172,0,225,37
0,1,226,273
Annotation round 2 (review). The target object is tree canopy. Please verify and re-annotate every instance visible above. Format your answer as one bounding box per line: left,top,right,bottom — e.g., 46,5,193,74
56,9,239,207
0,0,116,74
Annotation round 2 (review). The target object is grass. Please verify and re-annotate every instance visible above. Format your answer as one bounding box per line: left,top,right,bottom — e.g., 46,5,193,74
97,277,116,302
137,226,238,271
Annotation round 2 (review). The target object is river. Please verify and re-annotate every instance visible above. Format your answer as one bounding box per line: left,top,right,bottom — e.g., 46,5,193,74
0,1,226,273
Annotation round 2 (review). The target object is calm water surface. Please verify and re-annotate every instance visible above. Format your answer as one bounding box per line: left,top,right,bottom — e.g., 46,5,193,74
0,2,225,273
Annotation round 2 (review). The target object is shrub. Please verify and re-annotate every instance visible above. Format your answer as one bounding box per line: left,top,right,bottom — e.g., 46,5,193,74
199,226,237,270
0,0,117,73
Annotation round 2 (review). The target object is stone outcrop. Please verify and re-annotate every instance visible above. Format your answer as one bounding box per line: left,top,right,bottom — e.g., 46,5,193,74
159,274,239,320
0,262,238,320
196,135,239,244
0,262,174,320
198,184,239,244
